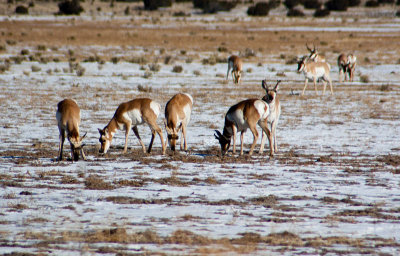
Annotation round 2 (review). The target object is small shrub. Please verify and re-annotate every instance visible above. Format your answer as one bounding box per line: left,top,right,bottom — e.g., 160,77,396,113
58,0,84,15
348,0,361,6
31,65,41,72
396,10,400,16
76,65,85,76
314,8,330,17
111,57,120,64
172,65,183,73
137,84,152,92
143,0,172,10
244,48,256,57
193,70,201,76
20,49,29,55
287,8,305,16
269,0,281,9
149,63,161,72
143,70,153,79
15,5,29,14
193,0,237,14
325,0,348,11
378,0,394,4
217,46,228,52
284,0,303,9
365,0,379,6
247,2,271,16
360,75,369,83
303,0,321,9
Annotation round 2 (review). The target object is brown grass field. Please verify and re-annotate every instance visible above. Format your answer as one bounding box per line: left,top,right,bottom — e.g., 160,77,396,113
1,1,400,255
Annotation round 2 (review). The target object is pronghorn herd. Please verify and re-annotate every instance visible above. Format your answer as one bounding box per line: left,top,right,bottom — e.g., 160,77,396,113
57,46,357,161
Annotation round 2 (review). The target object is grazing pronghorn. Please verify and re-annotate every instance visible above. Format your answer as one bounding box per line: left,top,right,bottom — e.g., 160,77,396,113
214,99,273,156
56,99,86,161
306,43,326,63
226,55,243,84
297,56,333,96
164,93,193,152
338,53,357,83
260,80,281,155
98,98,165,155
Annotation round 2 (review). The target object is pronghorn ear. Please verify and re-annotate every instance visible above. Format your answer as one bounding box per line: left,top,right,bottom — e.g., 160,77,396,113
80,132,87,141
214,130,222,140
98,128,103,134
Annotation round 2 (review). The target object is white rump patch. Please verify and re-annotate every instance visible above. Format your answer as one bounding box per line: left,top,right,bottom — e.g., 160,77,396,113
254,100,269,120
150,101,161,118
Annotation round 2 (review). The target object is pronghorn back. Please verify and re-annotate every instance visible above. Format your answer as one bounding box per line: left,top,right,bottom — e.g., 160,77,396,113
165,93,193,129
113,98,160,126
56,99,81,137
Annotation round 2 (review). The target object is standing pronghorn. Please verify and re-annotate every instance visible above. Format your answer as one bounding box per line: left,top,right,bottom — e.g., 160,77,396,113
306,43,326,63
297,56,333,96
226,55,243,84
214,99,273,156
98,98,165,155
260,80,281,155
164,93,193,152
56,99,86,161
338,53,357,83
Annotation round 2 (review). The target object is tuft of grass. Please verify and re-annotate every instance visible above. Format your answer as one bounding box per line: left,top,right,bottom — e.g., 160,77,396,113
172,65,183,73
84,175,114,190
360,75,369,83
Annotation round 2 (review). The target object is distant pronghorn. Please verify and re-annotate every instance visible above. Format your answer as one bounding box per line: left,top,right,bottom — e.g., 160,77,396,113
297,56,333,96
306,43,326,63
56,99,86,161
98,98,165,155
260,80,281,156
338,53,357,83
164,93,193,152
214,99,273,156
226,55,243,84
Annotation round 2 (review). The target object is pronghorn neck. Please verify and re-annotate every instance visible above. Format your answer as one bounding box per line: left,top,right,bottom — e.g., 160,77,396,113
222,125,233,141
105,118,118,138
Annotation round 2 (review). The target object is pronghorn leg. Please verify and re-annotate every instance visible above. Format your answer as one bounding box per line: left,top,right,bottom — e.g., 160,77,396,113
231,71,236,84
322,80,327,95
240,131,245,155
226,63,231,80
248,126,259,156
132,126,146,153
259,121,273,156
232,125,237,154
259,131,267,153
302,79,308,96
123,122,132,153
58,129,65,161
313,77,318,95
339,69,343,83
155,125,166,154
181,124,187,151
328,77,333,95
147,130,155,153
271,120,278,152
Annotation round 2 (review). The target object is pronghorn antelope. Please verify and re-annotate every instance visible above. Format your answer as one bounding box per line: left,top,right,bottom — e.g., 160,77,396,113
226,55,243,84
297,56,333,96
306,43,326,62
56,99,86,161
214,99,273,156
338,53,357,83
260,80,281,156
164,93,193,152
98,98,165,155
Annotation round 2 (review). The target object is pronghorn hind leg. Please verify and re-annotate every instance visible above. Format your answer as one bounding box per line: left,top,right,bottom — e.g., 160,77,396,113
147,130,155,153
123,122,132,153
181,124,187,151
313,77,318,95
58,129,65,161
232,125,237,154
259,131,267,154
132,126,146,153
240,131,245,155
259,121,273,156
248,126,259,156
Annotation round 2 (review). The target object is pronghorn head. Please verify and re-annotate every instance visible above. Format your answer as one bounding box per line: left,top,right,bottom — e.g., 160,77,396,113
297,56,308,73
98,128,112,154
214,130,231,156
234,71,242,84
306,43,318,60
164,120,180,152
262,80,281,104
68,132,86,161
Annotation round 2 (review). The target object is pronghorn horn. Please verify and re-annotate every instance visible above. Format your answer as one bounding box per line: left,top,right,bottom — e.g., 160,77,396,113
306,43,312,52
81,132,87,140
214,130,222,140
262,79,267,90
274,80,281,91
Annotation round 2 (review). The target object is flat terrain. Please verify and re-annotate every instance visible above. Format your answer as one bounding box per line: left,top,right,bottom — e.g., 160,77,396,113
1,2,400,255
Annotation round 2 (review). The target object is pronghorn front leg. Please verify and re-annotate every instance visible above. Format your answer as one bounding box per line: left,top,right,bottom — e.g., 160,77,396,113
313,77,318,95
302,79,308,96
259,121,273,156
240,131,245,155
181,124,187,151
132,126,146,153
272,121,278,152
232,125,237,154
123,122,132,153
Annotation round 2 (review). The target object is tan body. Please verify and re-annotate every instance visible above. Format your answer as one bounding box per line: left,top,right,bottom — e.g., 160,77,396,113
164,93,193,152
260,80,281,156
338,53,357,83
56,99,86,161
298,57,333,96
98,98,165,155
226,55,243,84
214,99,273,156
